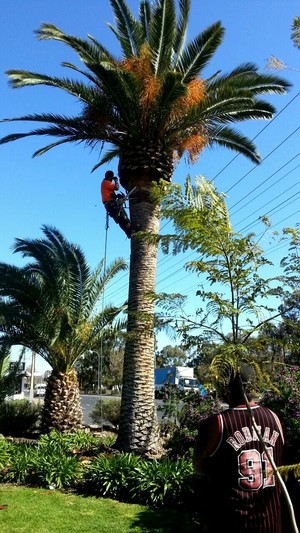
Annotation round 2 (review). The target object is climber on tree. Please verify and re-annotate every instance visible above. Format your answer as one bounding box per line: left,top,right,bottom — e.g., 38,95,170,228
100,170,132,238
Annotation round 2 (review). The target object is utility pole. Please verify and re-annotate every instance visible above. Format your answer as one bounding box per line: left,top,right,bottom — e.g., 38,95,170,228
29,351,35,402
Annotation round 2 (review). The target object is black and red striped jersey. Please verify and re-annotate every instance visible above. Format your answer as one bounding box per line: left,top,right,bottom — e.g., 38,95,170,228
194,404,284,533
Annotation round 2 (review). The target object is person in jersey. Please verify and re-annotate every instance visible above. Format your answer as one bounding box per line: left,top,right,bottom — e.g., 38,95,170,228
193,363,284,533
100,170,132,238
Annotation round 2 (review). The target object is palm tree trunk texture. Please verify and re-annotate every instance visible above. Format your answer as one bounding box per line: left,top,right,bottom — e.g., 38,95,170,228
41,368,83,433
116,182,160,454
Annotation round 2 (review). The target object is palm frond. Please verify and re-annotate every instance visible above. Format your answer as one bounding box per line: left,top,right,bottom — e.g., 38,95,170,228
108,0,144,57
291,16,300,49
84,63,140,127
206,124,260,164
178,21,224,82
278,463,300,481
151,71,187,134
35,23,114,64
139,0,151,41
148,0,176,76
206,63,291,94
173,0,190,67
91,148,120,172
6,69,97,101
61,62,99,85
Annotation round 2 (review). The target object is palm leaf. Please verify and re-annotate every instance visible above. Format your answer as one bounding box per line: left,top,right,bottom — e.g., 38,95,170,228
91,148,120,172
148,0,176,76
35,23,114,64
178,21,224,82
108,0,144,57
291,16,300,49
173,0,190,67
6,69,98,102
139,0,151,41
207,63,291,94
206,124,260,164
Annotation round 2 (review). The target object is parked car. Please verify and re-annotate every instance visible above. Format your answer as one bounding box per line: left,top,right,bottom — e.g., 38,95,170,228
34,383,47,397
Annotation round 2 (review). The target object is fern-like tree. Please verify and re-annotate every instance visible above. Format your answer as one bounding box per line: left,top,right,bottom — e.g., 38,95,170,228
159,176,296,360
0,0,290,452
0,225,127,432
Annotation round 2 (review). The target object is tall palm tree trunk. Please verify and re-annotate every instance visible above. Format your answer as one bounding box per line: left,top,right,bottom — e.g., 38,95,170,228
116,181,160,453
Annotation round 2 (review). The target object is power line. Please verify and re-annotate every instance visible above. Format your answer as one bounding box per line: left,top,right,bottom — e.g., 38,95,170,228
230,155,300,216
213,89,300,183
226,125,300,194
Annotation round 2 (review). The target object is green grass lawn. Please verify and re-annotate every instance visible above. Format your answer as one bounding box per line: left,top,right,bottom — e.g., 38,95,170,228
0,485,200,533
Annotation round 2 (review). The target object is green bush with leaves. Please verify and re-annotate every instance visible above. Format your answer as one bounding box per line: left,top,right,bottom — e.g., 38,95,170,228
82,453,142,501
0,436,14,474
1,442,37,484
260,365,300,463
81,452,197,510
0,437,81,488
131,458,193,508
0,400,41,437
0,432,205,511
160,388,222,459
38,429,114,453
90,398,121,428
30,445,81,489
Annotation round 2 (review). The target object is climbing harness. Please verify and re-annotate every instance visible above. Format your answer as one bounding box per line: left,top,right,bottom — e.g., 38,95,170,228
104,186,136,235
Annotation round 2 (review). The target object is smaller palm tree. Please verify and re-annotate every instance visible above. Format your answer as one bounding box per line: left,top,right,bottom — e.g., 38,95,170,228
0,225,127,432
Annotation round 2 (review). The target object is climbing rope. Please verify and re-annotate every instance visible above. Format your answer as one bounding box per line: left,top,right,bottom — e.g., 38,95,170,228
98,186,136,428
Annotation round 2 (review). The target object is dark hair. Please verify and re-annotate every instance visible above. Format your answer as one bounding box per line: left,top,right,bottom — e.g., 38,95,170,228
105,170,114,180
228,363,257,401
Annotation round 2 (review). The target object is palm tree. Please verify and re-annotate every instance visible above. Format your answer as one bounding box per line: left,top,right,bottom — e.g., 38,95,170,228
291,16,300,49
0,0,289,452
0,225,127,432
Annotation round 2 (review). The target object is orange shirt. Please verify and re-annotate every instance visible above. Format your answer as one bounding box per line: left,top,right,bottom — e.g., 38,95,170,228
101,179,119,203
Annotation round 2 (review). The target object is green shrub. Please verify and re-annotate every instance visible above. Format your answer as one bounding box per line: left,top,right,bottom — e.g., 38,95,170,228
90,398,121,428
161,390,222,459
260,365,300,463
82,452,197,510
0,435,81,488
131,458,193,508
38,429,116,454
30,445,81,488
82,453,142,500
0,400,41,437
0,436,14,476
2,442,37,484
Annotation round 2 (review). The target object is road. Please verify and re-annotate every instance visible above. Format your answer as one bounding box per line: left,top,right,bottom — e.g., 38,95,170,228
24,391,178,426
80,394,165,426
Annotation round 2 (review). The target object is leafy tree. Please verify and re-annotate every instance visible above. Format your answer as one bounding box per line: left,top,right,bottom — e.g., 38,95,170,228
158,176,300,403
159,176,287,351
0,225,127,432
277,231,300,363
75,334,125,391
0,0,289,453
155,344,188,367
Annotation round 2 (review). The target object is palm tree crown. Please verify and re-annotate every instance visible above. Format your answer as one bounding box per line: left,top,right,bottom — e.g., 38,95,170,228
1,0,290,189
0,225,127,432
0,225,127,371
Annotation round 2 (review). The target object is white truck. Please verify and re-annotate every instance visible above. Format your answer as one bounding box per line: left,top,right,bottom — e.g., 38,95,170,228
154,366,199,398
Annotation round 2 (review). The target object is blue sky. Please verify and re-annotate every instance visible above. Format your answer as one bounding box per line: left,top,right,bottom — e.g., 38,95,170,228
1,0,300,371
